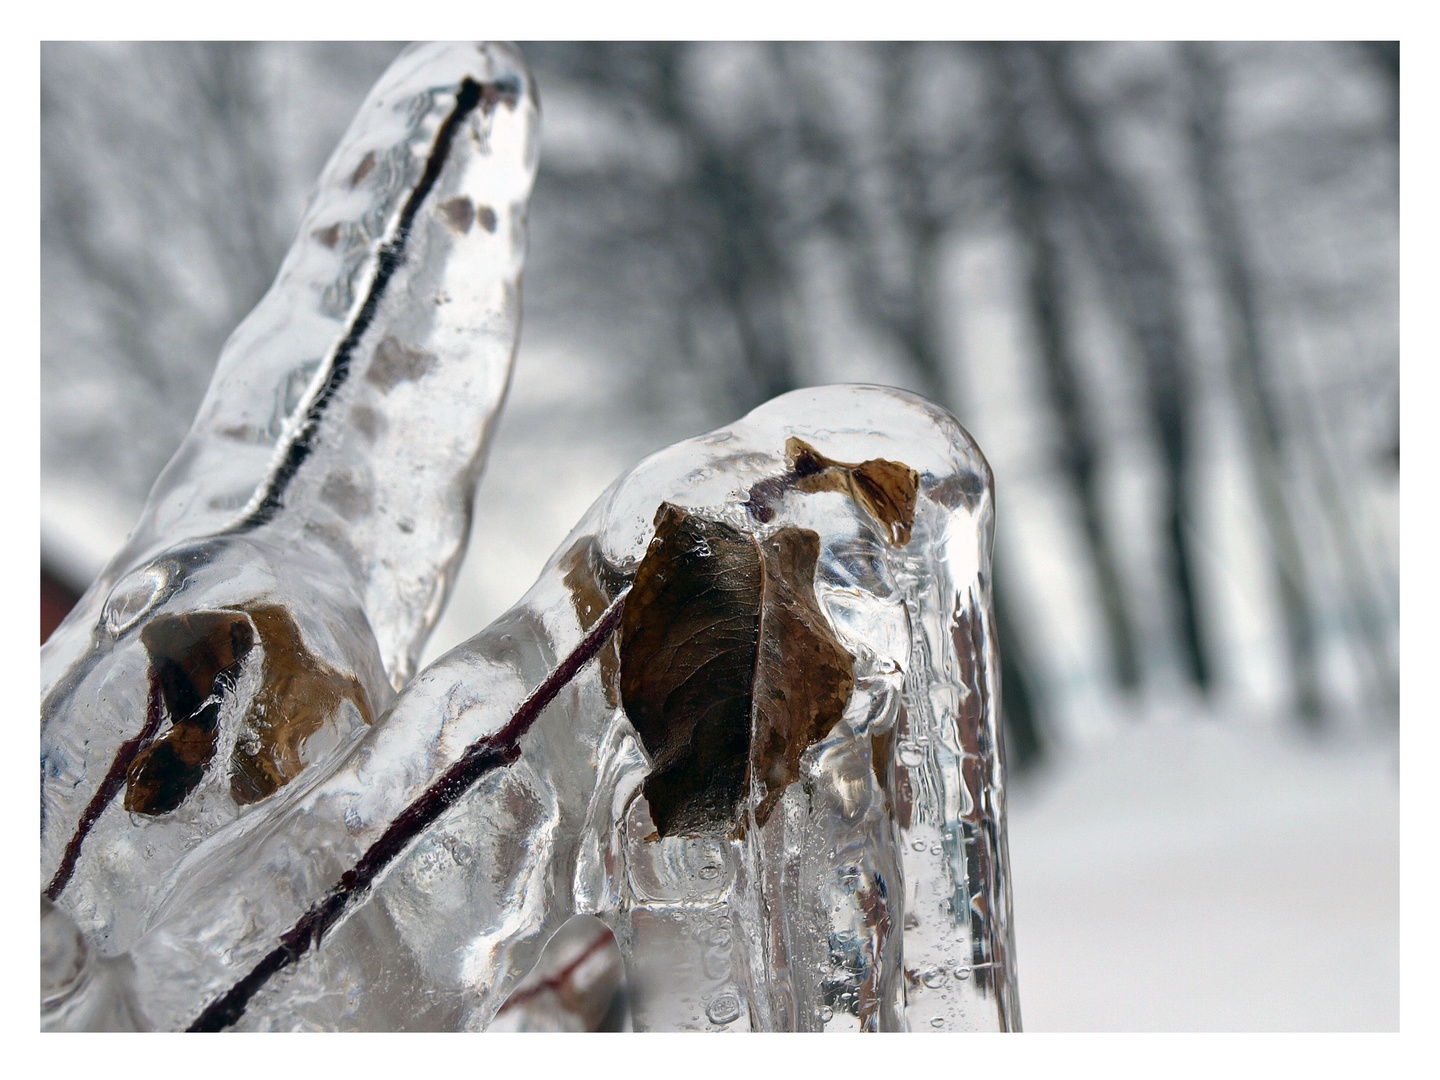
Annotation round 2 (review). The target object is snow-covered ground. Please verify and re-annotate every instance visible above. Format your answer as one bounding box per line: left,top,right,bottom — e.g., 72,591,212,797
1006,710,1398,1030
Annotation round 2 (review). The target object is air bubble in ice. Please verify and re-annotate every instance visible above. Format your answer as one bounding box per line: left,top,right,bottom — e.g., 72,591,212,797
102,567,167,635
922,968,947,989
706,992,741,1026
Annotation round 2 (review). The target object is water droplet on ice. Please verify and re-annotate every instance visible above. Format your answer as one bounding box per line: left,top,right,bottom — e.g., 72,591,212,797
930,1016,945,1028
820,1006,834,1023
706,992,741,1026
103,566,169,635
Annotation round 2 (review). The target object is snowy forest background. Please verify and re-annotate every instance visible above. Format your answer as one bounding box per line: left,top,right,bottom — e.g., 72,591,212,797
40,42,1400,1029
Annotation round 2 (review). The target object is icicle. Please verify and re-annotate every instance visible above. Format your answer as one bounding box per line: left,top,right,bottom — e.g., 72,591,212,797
40,43,538,967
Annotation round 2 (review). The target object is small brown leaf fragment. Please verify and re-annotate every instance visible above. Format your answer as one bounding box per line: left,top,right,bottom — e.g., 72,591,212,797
124,713,221,816
125,612,255,815
437,196,475,234
366,336,437,392
560,537,623,707
618,503,857,839
350,150,376,187
477,81,521,114
749,526,857,828
785,437,920,546
228,605,373,805
870,728,895,812
124,605,373,814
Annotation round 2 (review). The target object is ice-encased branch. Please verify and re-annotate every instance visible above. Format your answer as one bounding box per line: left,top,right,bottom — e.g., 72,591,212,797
188,596,627,1031
41,43,539,1015
103,386,1017,1032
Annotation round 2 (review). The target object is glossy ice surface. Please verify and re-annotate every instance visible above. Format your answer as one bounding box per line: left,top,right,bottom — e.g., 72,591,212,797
44,384,1017,1032
40,40,538,1003
40,43,1017,1034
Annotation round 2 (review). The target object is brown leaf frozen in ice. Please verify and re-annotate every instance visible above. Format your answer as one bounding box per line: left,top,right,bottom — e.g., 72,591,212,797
786,437,919,546
125,612,254,816
618,503,855,838
749,525,857,828
561,537,624,707
619,506,761,838
228,604,374,805
125,605,373,814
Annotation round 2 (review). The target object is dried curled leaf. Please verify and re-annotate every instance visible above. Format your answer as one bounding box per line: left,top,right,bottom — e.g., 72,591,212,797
750,525,856,827
125,613,255,815
228,605,373,805
618,503,855,838
125,604,373,815
561,538,624,708
786,437,919,546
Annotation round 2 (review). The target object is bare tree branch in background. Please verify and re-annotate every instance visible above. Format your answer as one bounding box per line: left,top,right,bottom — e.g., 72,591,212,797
1357,41,1398,144
533,42,796,411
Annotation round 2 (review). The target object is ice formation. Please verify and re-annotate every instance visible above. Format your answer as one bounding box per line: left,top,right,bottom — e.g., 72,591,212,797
41,40,538,994
41,43,1018,1034
46,380,1019,1032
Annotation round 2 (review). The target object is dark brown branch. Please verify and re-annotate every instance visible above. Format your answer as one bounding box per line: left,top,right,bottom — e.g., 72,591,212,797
239,74,517,530
187,592,628,1032
46,671,164,901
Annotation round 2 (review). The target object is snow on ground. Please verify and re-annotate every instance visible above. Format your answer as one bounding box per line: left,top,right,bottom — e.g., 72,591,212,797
1005,709,1398,1030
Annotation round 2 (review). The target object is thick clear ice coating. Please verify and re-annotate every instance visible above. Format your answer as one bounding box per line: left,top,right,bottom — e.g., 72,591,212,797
63,385,1018,1032
40,41,539,993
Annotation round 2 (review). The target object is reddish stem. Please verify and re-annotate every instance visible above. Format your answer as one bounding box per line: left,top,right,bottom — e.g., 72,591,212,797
46,670,165,901
187,592,627,1032
496,927,616,1013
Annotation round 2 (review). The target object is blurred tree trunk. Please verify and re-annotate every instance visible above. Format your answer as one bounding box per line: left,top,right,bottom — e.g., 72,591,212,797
1358,42,1398,143
989,42,1141,692
564,42,795,409
1181,43,1323,723
1033,43,1212,692
1186,44,1397,723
